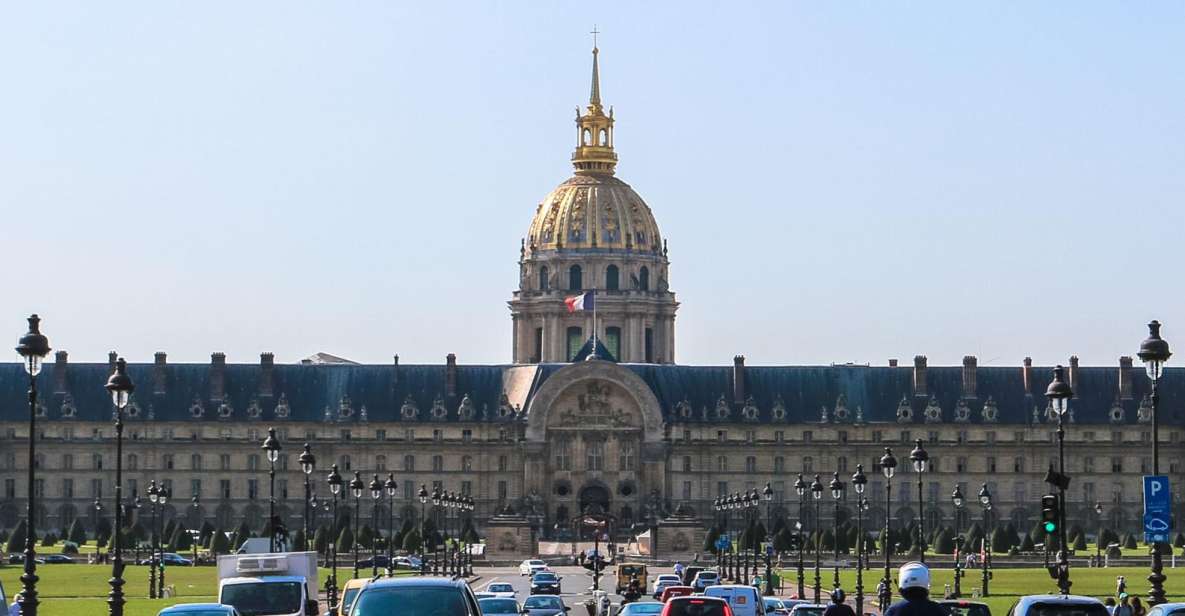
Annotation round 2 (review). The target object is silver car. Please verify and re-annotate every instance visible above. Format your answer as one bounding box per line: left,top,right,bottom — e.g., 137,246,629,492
480,598,522,616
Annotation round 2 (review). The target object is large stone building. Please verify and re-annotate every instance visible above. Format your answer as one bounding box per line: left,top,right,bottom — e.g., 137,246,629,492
1,46,1182,547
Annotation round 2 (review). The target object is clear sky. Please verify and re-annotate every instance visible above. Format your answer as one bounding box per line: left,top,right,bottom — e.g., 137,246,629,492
2,2,1182,367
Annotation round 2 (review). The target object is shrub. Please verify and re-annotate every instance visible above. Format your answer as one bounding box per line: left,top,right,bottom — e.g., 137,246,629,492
1174,532,1185,549
1123,534,1138,549
1073,533,1087,551
62,542,80,555
402,528,422,553
313,526,330,556
6,520,28,553
357,525,375,549
67,519,87,544
934,528,955,554
336,526,355,553
1019,533,1035,552
991,529,1010,553
209,528,231,554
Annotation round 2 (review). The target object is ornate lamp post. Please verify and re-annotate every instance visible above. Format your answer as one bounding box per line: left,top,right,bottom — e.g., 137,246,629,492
763,483,775,596
104,357,134,616
369,475,382,577
1138,321,1172,605
829,472,845,589
384,474,397,576
852,464,868,616
146,481,160,599
729,493,740,581
1046,365,1074,595
93,499,103,550
417,485,429,575
190,495,200,564
713,497,723,575
261,428,282,553
747,489,760,583
326,465,343,609
951,485,965,598
349,472,364,579
1094,502,1104,567
15,314,50,616
909,439,929,562
979,484,992,596
811,474,824,604
298,444,316,552
155,485,169,598
795,474,807,599
431,485,442,575
879,448,898,612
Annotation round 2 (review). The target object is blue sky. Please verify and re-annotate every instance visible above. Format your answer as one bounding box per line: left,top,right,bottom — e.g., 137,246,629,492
1,2,1182,367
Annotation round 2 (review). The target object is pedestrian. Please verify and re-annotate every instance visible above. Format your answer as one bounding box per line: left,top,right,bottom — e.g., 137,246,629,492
1113,593,1132,616
1131,597,1146,616
8,593,22,616
823,588,857,616
883,562,946,616
1104,597,1116,616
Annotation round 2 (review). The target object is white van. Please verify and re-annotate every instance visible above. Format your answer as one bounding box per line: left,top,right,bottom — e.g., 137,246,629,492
704,584,766,616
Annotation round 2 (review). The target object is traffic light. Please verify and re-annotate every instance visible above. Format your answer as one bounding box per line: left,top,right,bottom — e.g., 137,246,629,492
1041,494,1059,534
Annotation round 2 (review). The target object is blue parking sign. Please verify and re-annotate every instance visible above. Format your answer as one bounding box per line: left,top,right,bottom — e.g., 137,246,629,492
1144,476,1171,515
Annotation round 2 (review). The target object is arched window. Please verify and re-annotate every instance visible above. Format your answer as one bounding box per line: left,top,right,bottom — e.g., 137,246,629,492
569,265,582,290
599,129,607,145
605,265,619,290
639,266,650,291
539,266,550,291
605,327,621,361
583,129,591,145
566,326,584,361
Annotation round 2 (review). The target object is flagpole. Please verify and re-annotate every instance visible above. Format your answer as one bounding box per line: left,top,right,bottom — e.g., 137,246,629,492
591,288,598,354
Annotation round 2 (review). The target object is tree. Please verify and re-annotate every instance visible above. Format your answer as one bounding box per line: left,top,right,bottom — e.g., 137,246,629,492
402,528,422,553
313,526,330,556
41,532,58,548
336,526,355,553
199,520,216,546
934,528,955,554
231,521,251,551
1072,533,1087,552
703,526,721,555
461,519,480,543
291,528,306,551
1174,532,1185,548
774,527,794,552
6,520,28,553
1123,534,1137,549
209,528,231,554
1004,523,1021,548
964,525,984,555
96,517,112,548
991,528,1010,554
67,519,87,544
1019,533,1035,552
820,529,835,551
1067,525,1084,546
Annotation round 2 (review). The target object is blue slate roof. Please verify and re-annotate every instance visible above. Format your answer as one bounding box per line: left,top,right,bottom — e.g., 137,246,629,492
1,360,1180,426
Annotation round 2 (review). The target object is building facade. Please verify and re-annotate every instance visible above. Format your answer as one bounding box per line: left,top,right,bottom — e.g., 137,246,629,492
1,46,1182,544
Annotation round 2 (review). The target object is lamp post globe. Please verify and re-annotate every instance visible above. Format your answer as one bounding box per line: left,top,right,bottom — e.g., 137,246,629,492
951,484,966,598
829,472,845,588
15,314,50,616
261,428,282,552
794,473,807,599
349,471,365,578
325,464,343,609
299,444,316,552
1138,320,1171,606
978,483,993,596
104,356,135,616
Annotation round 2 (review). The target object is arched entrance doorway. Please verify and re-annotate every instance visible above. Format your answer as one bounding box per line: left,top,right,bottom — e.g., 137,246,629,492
579,485,610,514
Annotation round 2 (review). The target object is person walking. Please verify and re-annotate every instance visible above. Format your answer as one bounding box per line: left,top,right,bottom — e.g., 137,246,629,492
1130,597,1146,616
8,593,22,616
823,589,857,616
1113,593,1133,616
883,562,946,616
1103,598,1116,616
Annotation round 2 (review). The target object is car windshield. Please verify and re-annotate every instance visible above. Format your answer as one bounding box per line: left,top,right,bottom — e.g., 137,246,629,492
220,581,302,616
529,560,545,566
942,605,990,616
698,572,717,578
668,599,729,616
1026,604,1108,616
765,599,785,609
792,608,824,616
354,587,471,616
620,565,645,576
489,584,513,592
624,604,664,614
481,599,519,614
534,573,558,581
342,587,362,611
525,596,564,609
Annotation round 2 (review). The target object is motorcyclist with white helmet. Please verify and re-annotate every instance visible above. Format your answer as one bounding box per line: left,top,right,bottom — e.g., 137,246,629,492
884,562,946,616
823,588,856,616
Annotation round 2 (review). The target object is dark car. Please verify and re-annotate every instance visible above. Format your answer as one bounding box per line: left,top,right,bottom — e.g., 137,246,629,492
162,553,194,566
939,600,991,616
522,595,569,616
530,571,563,595
356,554,390,569
351,577,482,616
43,554,74,564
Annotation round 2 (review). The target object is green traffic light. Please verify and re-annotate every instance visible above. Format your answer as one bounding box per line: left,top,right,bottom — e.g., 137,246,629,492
1043,521,1057,533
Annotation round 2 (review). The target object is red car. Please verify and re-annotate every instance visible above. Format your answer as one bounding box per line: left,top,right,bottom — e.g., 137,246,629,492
661,596,734,616
661,586,695,602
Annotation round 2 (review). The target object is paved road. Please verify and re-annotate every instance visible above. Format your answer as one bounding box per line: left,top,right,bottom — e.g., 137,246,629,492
472,564,676,611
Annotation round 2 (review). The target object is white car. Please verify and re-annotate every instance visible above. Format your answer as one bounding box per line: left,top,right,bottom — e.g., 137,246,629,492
519,559,549,576
652,574,681,596
485,582,518,599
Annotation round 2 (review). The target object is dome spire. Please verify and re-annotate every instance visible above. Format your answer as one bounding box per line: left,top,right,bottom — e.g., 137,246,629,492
589,26,601,108
572,31,617,175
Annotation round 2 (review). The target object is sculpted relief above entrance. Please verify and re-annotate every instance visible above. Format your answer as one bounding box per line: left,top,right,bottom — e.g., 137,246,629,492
548,380,640,431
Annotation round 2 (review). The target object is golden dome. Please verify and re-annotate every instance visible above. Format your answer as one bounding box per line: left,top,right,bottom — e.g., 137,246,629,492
527,174,663,254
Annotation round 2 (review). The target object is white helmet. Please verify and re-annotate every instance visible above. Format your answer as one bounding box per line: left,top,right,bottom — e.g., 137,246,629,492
898,561,930,590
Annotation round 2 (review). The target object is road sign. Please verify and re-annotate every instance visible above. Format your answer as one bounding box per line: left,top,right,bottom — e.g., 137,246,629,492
716,536,731,551
766,545,774,556
1144,476,1171,514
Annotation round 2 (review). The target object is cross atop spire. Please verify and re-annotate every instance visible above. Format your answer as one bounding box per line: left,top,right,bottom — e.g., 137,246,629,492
590,25,599,49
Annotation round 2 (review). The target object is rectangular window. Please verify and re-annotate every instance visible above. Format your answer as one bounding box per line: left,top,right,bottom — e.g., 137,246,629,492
987,457,997,473
745,456,757,473
775,431,784,443
462,429,472,443
1111,457,1123,473
605,326,621,361
164,454,175,470
554,440,571,470
619,442,636,471
1141,458,1152,474
405,429,415,441
461,481,472,495
462,456,473,472
683,430,692,443
683,481,692,501
803,456,813,473
717,456,728,472
986,431,997,444
128,479,138,499
1014,457,1025,473
873,431,883,443
9,479,21,499
220,454,231,471
62,454,73,470
62,479,73,499
567,326,584,361
644,327,654,363
1015,431,1025,443
191,479,202,499
803,431,813,443
682,456,692,472
403,481,414,500
247,480,259,500
432,456,444,472
498,456,508,472
928,431,939,444
433,429,443,442
839,431,849,444
280,480,289,500
90,479,101,499
375,429,387,441
837,456,848,472
956,457,967,473
717,431,727,443
1082,431,1094,442
220,480,231,499
900,430,911,444
586,441,604,471
717,481,728,497
957,431,967,444
532,327,543,363
774,456,785,473
94,454,103,470
746,431,756,444
497,481,508,501
34,479,44,498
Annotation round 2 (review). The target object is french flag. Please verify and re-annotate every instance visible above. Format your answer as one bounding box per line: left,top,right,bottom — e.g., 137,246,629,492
564,291,595,313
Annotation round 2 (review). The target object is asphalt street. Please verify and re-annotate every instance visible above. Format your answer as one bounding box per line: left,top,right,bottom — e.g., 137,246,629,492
473,564,676,611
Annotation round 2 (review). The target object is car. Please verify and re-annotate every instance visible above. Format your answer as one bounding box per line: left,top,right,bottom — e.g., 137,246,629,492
162,553,194,567
1006,595,1107,616
763,598,789,616
939,600,991,616
787,604,826,616
480,597,523,616
156,604,241,616
392,555,423,570
661,596,734,616
337,578,370,616
619,602,666,616
520,559,550,576
617,563,649,594
350,577,482,616
691,571,720,592
522,594,569,616
1147,603,1185,616
660,586,695,602
42,554,74,564
704,584,766,616
681,567,705,586
356,554,391,569
653,574,682,597
484,582,517,599
530,571,563,595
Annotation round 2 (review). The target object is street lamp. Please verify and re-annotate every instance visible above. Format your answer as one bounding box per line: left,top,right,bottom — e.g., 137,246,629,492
299,444,316,552
879,448,898,612
418,485,429,574
852,464,868,616
811,474,824,604
1138,320,1172,605
326,464,343,609
830,472,845,589
384,474,397,576
262,428,282,553
1094,502,1104,568
951,485,965,598
1046,365,1074,595
369,475,382,577
190,495,200,564
763,482,774,596
146,481,160,599
979,484,992,596
104,357,134,616
431,485,443,575
15,314,50,616
795,474,807,599
909,439,929,563
156,485,169,599
349,472,365,579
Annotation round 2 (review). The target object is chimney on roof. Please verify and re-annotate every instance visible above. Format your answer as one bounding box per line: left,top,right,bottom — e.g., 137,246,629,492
912,355,928,397
889,359,898,367
210,352,226,401
154,352,167,396
260,353,275,398
446,353,457,398
962,355,978,399
733,355,746,405
108,351,118,374
1022,357,1033,394
1119,356,1134,400
53,351,68,394
1068,356,1080,397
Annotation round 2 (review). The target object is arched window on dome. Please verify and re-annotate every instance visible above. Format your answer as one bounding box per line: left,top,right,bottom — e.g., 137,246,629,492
638,266,650,291
605,265,619,290
583,129,592,146
599,129,607,146
569,265,583,291
566,326,583,362
539,266,550,291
